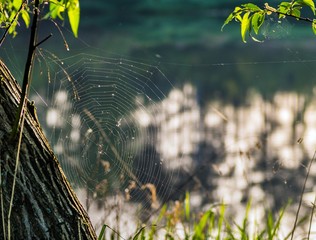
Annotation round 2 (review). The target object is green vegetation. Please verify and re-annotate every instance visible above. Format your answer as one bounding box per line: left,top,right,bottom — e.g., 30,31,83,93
0,0,80,38
222,0,316,42
97,193,307,240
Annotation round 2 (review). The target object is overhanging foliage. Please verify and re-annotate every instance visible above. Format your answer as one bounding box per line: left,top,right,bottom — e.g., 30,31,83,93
222,0,316,42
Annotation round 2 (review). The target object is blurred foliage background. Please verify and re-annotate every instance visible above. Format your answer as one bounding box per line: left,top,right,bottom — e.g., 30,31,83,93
2,0,316,105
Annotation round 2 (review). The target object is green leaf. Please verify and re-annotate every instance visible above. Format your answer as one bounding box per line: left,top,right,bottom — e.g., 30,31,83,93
279,1,292,9
49,0,66,20
251,12,265,34
21,9,30,27
241,11,251,43
12,0,22,10
278,2,292,18
8,21,17,36
295,0,315,15
312,20,316,34
221,12,234,31
221,6,242,31
242,3,261,12
250,34,264,42
67,0,80,37
291,7,301,18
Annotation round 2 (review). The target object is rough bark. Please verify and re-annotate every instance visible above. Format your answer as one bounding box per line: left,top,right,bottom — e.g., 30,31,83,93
0,60,97,239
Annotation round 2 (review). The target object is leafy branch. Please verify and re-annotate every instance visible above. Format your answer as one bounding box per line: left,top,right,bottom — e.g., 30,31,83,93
0,0,80,40
4,0,80,138
222,0,316,42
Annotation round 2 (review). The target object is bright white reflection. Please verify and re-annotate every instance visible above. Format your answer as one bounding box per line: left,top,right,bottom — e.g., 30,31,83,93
44,83,316,236
46,109,60,127
135,109,151,127
54,90,68,104
54,142,63,154
71,114,81,128
204,109,223,127
70,129,80,143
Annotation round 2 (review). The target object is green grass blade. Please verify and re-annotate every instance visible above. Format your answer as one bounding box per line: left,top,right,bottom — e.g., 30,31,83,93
98,224,107,240
271,205,286,238
193,210,213,239
148,224,157,240
266,211,274,239
240,200,251,240
216,204,226,240
156,204,167,224
132,225,146,240
185,191,190,222
224,217,236,240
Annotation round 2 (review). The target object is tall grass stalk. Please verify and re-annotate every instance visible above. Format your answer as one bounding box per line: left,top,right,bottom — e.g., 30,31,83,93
267,203,287,239
236,200,251,240
216,203,225,240
290,150,316,240
307,195,316,239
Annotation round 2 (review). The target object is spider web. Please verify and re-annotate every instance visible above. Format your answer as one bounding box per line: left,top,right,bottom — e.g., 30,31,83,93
38,50,180,224
3,37,316,237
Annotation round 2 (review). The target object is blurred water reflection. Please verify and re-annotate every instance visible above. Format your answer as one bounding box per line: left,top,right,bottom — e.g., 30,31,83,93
37,82,316,237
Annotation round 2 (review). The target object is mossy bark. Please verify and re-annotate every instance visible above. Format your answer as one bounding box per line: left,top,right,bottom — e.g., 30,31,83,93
0,60,96,239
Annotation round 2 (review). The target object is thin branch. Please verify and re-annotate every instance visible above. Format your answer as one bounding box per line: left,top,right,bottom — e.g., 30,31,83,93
35,33,53,48
50,19,70,51
275,11,313,23
307,197,316,239
10,0,40,139
290,150,316,240
264,3,314,23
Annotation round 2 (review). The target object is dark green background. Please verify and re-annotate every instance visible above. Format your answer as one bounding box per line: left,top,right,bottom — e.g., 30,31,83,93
1,0,316,104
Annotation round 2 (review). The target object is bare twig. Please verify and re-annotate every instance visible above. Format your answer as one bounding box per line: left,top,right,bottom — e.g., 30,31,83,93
50,19,70,51
290,150,316,240
10,0,40,139
307,195,316,239
35,33,53,48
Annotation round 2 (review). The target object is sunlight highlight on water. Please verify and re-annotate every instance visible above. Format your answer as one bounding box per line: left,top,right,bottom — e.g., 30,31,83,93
39,82,316,238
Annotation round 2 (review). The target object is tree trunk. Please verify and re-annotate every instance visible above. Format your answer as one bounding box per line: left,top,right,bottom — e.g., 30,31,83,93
0,60,96,239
